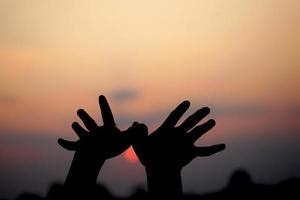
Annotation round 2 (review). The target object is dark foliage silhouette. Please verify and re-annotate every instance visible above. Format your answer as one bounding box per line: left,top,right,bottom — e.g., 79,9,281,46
184,169,300,200
13,170,300,200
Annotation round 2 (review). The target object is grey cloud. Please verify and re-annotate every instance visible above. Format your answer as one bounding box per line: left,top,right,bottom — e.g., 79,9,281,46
213,105,265,116
110,89,139,103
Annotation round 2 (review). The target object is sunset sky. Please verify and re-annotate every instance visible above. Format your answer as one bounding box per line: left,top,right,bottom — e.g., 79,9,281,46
1,0,300,199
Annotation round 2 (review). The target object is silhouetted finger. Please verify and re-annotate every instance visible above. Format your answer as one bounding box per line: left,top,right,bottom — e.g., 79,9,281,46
187,119,216,143
132,138,147,166
160,101,190,128
99,95,116,127
195,144,225,157
72,122,88,138
124,122,148,144
58,138,78,151
178,107,210,132
77,109,98,131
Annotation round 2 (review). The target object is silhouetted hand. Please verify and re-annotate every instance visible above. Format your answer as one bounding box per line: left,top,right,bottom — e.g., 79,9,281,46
133,100,225,199
58,95,146,198
134,100,225,170
58,95,146,160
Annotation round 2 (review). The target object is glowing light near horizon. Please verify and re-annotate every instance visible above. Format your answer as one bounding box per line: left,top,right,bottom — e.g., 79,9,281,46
124,146,139,163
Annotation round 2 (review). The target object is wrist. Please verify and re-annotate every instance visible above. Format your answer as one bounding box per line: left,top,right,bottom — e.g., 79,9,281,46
145,167,183,199
64,151,105,190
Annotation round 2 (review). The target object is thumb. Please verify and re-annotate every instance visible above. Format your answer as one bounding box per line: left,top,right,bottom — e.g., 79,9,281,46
124,122,148,144
57,138,78,151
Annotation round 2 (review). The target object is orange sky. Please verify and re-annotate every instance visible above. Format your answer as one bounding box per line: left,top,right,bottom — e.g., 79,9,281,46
1,0,299,134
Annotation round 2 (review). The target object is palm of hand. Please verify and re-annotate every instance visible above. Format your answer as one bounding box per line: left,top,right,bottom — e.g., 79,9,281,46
134,101,225,171
74,126,132,159
137,128,196,170
58,95,146,160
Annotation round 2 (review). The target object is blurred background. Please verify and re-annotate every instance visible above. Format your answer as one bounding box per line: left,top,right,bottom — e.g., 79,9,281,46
0,0,300,199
